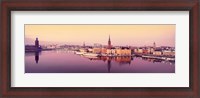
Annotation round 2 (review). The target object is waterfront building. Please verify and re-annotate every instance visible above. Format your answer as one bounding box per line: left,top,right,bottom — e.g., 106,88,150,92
130,48,135,54
101,48,107,54
106,48,116,55
92,48,102,54
46,44,57,49
153,49,162,55
115,47,131,56
133,48,138,53
150,47,155,54
142,49,148,54
146,48,151,54
35,38,39,48
162,50,175,56
25,38,42,52
134,48,143,53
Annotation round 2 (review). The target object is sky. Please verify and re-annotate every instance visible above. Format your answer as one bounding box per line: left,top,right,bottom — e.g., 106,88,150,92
25,24,175,47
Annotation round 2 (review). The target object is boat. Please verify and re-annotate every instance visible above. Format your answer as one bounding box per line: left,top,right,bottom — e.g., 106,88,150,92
101,53,107,56
75,51,86,55
166,58,175,61
142,55,163,60
83,53,99,57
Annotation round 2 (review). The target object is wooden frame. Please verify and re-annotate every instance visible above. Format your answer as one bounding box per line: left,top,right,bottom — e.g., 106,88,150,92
0,0,199,97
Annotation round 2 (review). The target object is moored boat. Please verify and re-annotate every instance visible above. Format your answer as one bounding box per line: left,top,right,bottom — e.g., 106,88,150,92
83,53,99,57
75,51,86,55
166,58,175,61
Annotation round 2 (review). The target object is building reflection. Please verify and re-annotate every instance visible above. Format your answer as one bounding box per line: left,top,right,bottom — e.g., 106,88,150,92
84,55,174,72
25,51,41,64
86,56,132,72
35,51,40,63
88,56,132,64
25,37,42,64
115,56,132,65
107,58,111,73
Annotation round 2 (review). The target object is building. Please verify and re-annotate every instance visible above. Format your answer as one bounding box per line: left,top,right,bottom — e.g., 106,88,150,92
35,38,39,48
101,48,107,54
162,50,175,56
153,49,162,55
115,47,131,56
106,48,116,55
25,38,42,52
134,48,143,53
150,47,155,54
142,49,149,54
46,44,57,49
92,48,101,54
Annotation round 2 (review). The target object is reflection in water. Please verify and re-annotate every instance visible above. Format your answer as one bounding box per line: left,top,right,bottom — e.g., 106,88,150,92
83,56,175,72
25,51,41,64
87,56,132,65
86,56,174,64
87,56,133,72
115,56,131,65
142,57,163,63
35,51,40,63
107,58,111,73
25,51,175,73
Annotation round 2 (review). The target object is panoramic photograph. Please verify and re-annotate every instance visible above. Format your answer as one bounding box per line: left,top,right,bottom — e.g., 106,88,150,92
25,24,175,73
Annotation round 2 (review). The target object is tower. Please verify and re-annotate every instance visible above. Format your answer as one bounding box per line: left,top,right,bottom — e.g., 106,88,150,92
83,42,85,48
107,35,112,49
35,37,39,48
153,42,156,49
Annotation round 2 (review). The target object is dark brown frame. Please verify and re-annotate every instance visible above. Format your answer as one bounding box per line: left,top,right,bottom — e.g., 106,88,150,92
0,0,199,97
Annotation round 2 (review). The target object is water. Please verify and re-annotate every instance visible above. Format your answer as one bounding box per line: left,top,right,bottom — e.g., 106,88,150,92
25,50,175,73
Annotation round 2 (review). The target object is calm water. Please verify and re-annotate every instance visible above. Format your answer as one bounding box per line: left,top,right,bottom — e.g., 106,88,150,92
25,50,175,73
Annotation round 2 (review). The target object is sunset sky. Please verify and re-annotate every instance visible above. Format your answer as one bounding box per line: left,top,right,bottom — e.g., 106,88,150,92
25,24,175,47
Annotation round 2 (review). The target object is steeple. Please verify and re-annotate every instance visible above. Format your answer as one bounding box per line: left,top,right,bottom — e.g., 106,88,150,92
107,35,112,49
83,42,85,48
108,35,111,42
153,42,156,49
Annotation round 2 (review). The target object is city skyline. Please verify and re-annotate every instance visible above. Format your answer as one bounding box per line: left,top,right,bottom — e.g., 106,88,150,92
25,24,175,47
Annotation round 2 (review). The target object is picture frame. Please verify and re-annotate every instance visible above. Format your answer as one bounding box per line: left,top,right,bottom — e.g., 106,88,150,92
0,0,199,97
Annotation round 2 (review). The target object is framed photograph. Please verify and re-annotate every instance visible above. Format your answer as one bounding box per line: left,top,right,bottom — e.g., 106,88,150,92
1,0,199,97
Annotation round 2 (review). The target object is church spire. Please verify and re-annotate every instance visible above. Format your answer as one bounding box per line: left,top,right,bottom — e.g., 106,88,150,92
153,42,156,49
108,35,112,49
83,41,85,48
109,35,111,42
